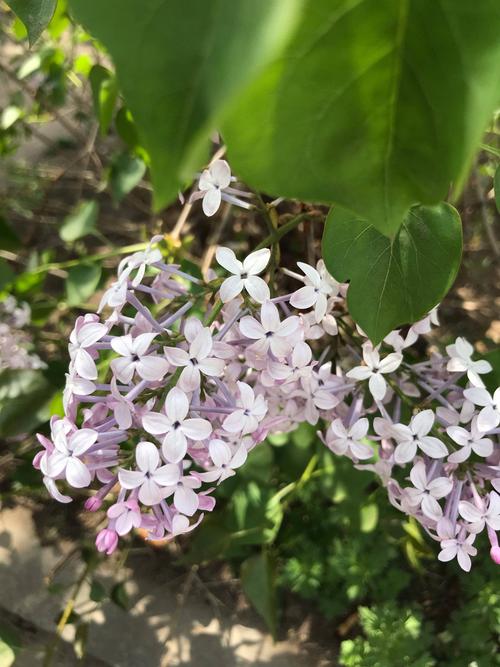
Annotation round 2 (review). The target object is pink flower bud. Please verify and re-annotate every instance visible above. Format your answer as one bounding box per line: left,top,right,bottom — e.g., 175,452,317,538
85,496,103,512
490,545,500,565
96,528,118,555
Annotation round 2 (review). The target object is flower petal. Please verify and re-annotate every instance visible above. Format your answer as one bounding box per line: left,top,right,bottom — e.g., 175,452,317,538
243,248,270,275
219,275,244,303
136,441,160,473
165,387,189,422
174,486,199,516
244,275,270,303
289,285,317,310
215,246,242,274
202,187,222,216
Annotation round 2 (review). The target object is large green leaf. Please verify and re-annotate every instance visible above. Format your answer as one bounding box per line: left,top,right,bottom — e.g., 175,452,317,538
223,0,500,235
322,202,462,343
241,551,277,638
68,0,301,210
6,0,57,45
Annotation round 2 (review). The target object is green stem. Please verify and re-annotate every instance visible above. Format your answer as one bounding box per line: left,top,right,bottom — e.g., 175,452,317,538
31,242,154,275
255,213,316,251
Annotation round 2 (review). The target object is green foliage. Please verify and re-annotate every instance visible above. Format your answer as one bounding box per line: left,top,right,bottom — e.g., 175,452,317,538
6,0,57,45
109,153,146,203
0,369,56,437
69,0,301,210
339,604,436,667
59,200,99,243
89,64,118,136
323,202,463,342
241,551,277,638
223,0,500,236
66,263,101,306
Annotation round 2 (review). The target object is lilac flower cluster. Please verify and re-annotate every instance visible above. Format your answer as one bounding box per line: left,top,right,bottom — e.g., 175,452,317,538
0,296,45,371
33,239,499,570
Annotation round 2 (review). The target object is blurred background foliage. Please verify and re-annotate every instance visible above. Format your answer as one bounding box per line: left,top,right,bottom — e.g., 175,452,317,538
0,2,499,665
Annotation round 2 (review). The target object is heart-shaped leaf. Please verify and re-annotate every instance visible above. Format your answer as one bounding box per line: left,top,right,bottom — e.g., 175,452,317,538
69,0,301,210
223,0,500,235
6,0,57,45
322,202,462,343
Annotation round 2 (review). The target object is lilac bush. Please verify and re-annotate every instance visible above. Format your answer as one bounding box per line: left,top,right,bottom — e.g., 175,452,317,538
33,163,500,571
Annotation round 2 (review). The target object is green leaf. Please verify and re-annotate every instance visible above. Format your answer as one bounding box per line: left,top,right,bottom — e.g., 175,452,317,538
5,0,57,45
0,369,54,437
0,259,15,291
322,202,462,343
241,551,277,638
68,0,302,210
109,153,146,203
223,0,500,235
89,65,119,135
89,580,107,603
494,164,500,214
59,200,99,242
0,217,21,252
66,263,101,306
110,582,129,610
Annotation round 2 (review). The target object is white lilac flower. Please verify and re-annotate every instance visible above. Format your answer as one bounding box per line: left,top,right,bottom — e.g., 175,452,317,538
346,343,402,401
406,461,453,521
196,439,248,484
117,241,163,287
197,159,232,216
216,246,270,303
447,417,493,463
391,410,448,464
463,387,500,432
267,340,314,385
43,428,98,488
107,499,142,536
459,492,500,534
142,387,212,462
98,279,128,313
118,441,180,506
164,327,224,391
110,333,169,383
69,318,107,380
325,418,373,460
223,382,267,435
446,337,492,387
437,519,477,572
289,260,339,322
239,300,299,358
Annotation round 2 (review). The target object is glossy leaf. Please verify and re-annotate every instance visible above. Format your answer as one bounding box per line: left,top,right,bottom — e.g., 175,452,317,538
66,263,101,306
6,0,57,45
223,0,500,235
68,0,301,210
322,202,462,343
241,551,277,638
59,200,99,242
